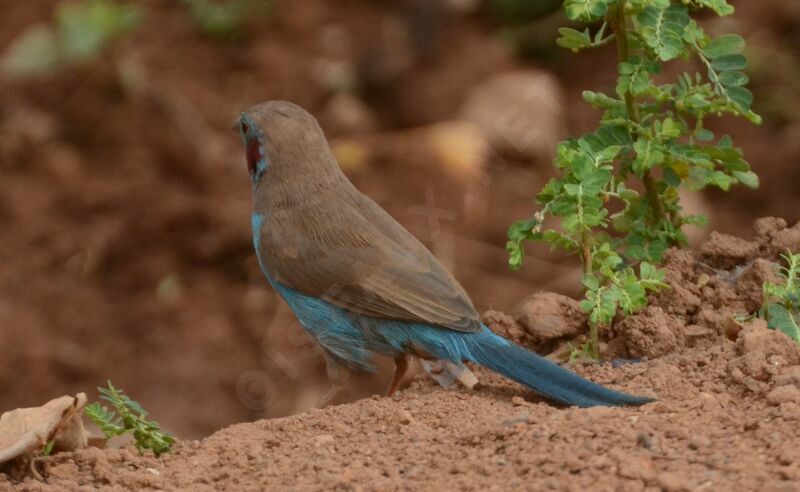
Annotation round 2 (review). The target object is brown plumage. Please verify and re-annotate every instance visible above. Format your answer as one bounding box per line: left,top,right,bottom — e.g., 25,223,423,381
240,100,480,333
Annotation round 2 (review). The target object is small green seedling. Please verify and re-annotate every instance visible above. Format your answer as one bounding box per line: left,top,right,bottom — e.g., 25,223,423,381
85,381,174,456
507,0,760,357
760,251,800,343
42,440,56,457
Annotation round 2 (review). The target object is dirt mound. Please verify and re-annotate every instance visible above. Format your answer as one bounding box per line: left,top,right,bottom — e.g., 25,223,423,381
3,219,800,490
4,344,799,491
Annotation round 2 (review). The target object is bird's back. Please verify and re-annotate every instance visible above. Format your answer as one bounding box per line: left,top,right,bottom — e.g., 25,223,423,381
255,173,482,333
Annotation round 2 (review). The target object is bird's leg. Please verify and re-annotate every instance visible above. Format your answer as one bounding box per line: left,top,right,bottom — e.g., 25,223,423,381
386,354,410,397
317,352,347,408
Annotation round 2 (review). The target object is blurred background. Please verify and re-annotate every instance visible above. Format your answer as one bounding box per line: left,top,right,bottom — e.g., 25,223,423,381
0,0,798,438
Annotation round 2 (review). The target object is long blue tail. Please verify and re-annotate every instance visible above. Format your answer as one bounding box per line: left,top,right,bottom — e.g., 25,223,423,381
269,280,653,407
462,328,654,407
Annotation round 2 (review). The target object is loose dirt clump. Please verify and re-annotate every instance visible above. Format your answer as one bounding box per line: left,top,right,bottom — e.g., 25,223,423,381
514,292,587,352
612,306,685,359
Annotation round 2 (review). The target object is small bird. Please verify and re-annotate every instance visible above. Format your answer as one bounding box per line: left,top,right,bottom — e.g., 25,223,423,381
234,100,653,408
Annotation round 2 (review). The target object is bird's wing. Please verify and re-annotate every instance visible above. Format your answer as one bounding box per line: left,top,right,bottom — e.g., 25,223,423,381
259,196,481,333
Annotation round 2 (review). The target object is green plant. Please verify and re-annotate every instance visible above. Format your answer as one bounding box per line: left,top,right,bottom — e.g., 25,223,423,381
760,252,800,343
1,0,142,78
85,381,174,456
181,0,273,40
507,0,760,357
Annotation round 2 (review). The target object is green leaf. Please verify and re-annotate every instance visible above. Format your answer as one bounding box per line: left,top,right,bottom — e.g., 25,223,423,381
632,139,665,176
583,169,612,192
693,0,734,16
711,53,747,71
766,304,800,343
557,27,593,50
659,117,682,139
726,86,754,111
42,441,55,456
87,381,174,456
506,218,540,270
637,4,690,61
564,0,611,22
731,170,759,188
694,128,714,141
663,167,681,186
682,19,706,45
583,90,625,110
616,57,661,98
702,34,744,59
708,171,736,190
717,71,749,87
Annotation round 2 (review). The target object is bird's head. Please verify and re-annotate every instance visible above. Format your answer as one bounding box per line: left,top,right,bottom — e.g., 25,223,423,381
233,100,335,184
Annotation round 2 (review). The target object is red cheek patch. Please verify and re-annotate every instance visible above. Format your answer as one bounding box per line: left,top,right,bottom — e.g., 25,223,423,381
246,138,261,176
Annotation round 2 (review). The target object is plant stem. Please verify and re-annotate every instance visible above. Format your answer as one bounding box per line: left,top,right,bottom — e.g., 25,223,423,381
611,1,666,224
588,324,600,358
581,232,592,275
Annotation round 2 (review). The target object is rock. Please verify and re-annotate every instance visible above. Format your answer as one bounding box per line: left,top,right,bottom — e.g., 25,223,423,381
698,392,722,410
754,217,788,244
753,217,800,257
616,307,684,359
729,366,766,394
774,366,800,386
772,221,800,253
657,471,689,491
331,139,371,172
694,305,738,334
482,309,525,343
459,70,565,162
398,410,414,425
321,92,378,135
610,448,656,482
766,385,800,405
689,434,711,449
511,396,527,407
425,121,488,184
722,318,745,342
736,320,800,360
514,292,586,344
684,324,715,346
735,258,780,312
734,321,800,380
699,231,760,268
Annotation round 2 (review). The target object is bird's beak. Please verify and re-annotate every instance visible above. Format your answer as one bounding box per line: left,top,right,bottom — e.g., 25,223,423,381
230,116,241,132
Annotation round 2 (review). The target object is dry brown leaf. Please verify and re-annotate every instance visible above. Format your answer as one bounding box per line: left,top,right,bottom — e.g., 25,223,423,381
0,393,88,464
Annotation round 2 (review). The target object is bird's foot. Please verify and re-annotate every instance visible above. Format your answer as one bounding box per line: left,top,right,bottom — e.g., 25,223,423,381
386,355,410,397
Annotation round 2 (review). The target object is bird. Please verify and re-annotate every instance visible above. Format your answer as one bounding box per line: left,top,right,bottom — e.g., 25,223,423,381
234,100,654,408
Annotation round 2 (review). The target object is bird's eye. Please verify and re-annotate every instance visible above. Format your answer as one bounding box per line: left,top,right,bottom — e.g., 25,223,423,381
241,121,249,134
